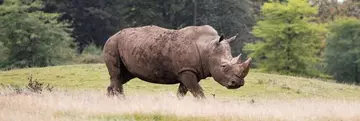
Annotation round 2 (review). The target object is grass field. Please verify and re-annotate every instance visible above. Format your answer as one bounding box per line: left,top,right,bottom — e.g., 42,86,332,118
1,64,360,121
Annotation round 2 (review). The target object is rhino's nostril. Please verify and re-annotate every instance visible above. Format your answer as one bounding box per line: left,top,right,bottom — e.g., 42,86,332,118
228,80,236,86
226,80,242,89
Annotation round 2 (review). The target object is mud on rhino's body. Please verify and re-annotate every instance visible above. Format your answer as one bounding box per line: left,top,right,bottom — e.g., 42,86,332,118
103,25,252,99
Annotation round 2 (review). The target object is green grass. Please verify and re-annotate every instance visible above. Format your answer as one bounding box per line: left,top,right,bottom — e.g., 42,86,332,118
54,111,285,121
55,111,214,121
1,64,360,100
1,64,360,121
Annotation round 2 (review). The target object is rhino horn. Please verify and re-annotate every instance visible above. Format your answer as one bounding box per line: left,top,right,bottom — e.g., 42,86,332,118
243,57,252,66
235,53,242,64
242,57,252,77
226,34,238,43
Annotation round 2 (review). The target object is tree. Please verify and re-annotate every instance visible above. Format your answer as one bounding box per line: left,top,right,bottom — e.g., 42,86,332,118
194,0,255,56
244,0,327,76
341,0,360,19
107,0,256,56
311,0,342,23
42,0,126,52
121,0,192,29
43,0,256,55
324,17,360,84
0,0,75,69
311,0,360,23
0,42,8,65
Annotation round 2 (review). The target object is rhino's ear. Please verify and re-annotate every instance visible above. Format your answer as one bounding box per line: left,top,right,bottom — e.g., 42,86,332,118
226,34,238,43
218,35,225,43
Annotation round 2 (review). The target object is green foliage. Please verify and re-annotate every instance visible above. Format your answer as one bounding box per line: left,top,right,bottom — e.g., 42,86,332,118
45,0,255,55
195,0,255,56
75,43,104,64
42,0,126,52
312,0,360,23
244,0,327,76
324,17,360,84
0,42,8,64
0,0,75,69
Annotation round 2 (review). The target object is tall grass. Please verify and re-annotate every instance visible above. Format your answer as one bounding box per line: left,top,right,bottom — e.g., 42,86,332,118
1,90,360,121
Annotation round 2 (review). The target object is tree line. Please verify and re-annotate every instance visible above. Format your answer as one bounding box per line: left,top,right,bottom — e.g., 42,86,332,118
0,0,359,84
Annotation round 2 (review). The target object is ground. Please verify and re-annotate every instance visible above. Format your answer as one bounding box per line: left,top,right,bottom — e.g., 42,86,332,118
1,64,360,121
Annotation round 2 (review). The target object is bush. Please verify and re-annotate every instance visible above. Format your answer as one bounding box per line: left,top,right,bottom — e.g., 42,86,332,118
0,42,8,66
0,0,76,70
2,75,54,95
75,43,104,64
244,0,327,77
324,17,360,84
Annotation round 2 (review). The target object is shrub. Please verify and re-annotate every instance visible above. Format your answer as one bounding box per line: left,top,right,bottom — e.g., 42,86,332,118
324,17,360,84
75,43,104,64
244,0,327,77
0,0,76,70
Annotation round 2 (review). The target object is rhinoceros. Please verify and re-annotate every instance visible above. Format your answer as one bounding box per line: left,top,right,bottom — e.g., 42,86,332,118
103,25,252,99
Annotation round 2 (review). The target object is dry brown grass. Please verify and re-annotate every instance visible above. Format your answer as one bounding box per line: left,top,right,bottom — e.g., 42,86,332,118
1,90,360,121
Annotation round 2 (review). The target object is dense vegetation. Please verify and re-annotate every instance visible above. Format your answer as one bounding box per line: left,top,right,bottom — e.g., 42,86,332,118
244,0,326,76
0,0,360,84
0,0,75,69
324,18,360,84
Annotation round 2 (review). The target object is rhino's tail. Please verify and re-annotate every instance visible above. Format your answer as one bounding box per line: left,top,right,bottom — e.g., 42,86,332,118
103,35,121,65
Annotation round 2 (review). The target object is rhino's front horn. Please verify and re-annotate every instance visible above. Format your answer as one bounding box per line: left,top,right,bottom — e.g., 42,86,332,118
226,34,238,43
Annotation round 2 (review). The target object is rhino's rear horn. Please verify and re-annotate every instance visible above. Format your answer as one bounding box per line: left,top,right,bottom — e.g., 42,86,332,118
236,53,242,64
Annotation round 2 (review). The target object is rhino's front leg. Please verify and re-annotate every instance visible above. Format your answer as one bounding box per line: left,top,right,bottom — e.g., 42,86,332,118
177,83,188,99
178,71,205,99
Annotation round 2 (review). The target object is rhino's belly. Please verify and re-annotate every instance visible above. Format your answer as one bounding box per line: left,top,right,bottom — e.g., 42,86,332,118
121,56,180,84
127,67,180,84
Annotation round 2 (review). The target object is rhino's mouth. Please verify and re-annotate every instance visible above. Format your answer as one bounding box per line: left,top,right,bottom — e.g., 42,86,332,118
225,79,244,89
226,84,242,89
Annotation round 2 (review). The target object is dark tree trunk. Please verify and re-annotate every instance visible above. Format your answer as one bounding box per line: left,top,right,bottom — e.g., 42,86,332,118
284,27,294,71
353,37,359,84
192,0,197,25
355,63,359,84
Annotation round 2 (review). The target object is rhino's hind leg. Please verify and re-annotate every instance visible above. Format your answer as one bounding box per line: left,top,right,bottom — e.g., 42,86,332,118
104,55,121,97
104,51,133,98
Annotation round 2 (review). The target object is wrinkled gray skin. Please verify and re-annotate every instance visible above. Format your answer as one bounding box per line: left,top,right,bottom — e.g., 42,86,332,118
103,25,252,99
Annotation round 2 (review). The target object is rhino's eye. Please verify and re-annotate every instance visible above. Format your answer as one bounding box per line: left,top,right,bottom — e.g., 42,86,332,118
221,64,229,72
221,63,227,68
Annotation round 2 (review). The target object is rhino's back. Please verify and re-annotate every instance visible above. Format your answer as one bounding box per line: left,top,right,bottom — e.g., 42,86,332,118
113,25,217,84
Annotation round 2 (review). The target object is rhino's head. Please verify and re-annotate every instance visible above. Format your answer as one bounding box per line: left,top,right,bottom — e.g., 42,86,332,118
208,35,252,89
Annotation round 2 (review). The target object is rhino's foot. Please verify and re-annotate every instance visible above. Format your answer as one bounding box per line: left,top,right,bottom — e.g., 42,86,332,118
176,94,185,100
106,86,125,99
193,92,206,100
176,83,188,100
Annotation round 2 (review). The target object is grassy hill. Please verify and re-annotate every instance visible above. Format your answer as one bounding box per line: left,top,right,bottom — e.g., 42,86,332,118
1,64,360,100
1,64,360,121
